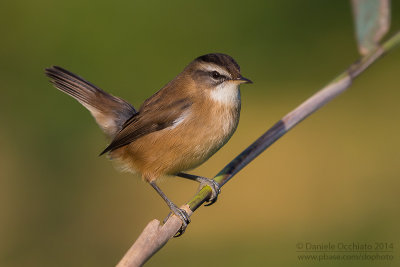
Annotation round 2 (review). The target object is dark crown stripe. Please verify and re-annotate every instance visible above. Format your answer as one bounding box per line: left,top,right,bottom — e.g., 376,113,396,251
196,53,240,71
195,53,241,79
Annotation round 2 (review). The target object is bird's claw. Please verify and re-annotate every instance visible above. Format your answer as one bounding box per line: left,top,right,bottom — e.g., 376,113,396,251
163,205,191,237
198,178,221,206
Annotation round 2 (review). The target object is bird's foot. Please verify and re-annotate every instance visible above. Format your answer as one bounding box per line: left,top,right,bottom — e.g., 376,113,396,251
196,177,221,206
163,204,191,237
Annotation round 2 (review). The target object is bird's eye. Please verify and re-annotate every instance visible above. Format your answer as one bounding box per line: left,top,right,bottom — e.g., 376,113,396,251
211,71,221,79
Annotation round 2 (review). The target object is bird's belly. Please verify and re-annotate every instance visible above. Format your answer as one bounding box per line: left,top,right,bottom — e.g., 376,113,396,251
111,105,239,181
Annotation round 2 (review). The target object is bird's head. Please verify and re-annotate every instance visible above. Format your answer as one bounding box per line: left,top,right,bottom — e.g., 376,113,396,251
183,53,252,104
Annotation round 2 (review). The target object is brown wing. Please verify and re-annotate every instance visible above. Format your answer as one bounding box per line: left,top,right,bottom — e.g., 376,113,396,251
100,97,192,155
45,66,136,137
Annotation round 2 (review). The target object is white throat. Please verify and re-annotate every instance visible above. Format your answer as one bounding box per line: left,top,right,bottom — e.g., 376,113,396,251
209,82,240,105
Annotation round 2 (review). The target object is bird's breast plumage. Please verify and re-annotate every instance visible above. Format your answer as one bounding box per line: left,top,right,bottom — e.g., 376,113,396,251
110,87,241,181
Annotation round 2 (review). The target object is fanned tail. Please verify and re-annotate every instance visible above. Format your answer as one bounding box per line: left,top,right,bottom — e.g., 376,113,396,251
45,66,137,138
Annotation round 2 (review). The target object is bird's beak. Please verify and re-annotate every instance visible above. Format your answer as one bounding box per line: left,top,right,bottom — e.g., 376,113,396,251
234,76,253,84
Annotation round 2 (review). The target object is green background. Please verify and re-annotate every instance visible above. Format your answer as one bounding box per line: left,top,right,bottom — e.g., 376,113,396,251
1,1,400,266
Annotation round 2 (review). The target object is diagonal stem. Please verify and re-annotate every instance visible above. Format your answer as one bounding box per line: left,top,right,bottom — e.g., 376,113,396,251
117,31,400,267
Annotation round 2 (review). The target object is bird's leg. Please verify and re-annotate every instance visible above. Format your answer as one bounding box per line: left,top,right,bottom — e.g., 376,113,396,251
176,172,221,206
149,181,190,237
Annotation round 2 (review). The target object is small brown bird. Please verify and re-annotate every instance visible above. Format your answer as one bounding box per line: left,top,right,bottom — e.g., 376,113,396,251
45,53,251,235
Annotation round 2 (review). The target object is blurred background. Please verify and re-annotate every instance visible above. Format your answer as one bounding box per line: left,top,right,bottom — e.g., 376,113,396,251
1,1,400,266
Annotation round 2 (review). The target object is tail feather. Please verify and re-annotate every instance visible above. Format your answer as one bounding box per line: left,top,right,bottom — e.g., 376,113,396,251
45,66,137,138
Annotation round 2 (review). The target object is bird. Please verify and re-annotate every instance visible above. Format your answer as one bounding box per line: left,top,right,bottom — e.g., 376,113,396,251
45,53,252,235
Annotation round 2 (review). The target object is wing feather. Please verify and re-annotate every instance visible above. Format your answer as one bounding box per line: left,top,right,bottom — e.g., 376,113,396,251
100,97,192,155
